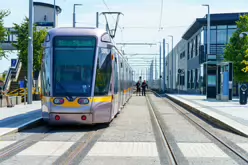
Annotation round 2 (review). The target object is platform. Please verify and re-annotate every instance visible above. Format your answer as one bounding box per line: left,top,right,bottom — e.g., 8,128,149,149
166,94,248,137
0,101,42,137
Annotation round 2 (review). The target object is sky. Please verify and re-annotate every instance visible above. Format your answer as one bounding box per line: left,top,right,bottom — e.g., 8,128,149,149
1,0,248,78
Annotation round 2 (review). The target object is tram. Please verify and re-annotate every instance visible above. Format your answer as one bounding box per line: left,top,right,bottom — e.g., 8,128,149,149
41,27,133,125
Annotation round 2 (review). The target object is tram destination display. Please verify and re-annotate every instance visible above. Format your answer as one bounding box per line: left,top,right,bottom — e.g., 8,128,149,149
54,36,96,47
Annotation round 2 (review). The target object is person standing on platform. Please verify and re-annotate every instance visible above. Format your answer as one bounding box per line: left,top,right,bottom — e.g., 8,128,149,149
136,81,141,96
141,80,148,96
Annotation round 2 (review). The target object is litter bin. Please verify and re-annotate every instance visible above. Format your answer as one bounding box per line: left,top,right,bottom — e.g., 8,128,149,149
239,84,247,105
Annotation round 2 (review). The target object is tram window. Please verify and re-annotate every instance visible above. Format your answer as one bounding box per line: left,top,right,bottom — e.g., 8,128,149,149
94,48,112,96
41,48,51,96
114,57,118,94
53,36,96,96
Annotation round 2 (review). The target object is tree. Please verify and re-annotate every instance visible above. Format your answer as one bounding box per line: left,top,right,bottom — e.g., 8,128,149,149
0,10,10,59
224,15,248,83
12,17,47,72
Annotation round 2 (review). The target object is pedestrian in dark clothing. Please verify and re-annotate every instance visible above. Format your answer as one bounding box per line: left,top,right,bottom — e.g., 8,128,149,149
136,81,141,96
141,80,148,96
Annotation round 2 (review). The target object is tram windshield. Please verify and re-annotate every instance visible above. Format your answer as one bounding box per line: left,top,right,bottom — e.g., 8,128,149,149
53,36,96,97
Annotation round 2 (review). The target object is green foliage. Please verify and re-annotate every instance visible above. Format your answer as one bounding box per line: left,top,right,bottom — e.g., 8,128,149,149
12,17,47,72
224,15,248,83
0,10,10,59
2,72,6,79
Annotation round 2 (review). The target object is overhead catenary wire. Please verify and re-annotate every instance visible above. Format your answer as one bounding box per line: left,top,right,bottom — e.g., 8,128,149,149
121,25,188,29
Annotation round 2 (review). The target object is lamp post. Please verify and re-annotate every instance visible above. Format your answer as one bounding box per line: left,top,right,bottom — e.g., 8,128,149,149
96,12,99,28
73,4,83,27
240,32,248,38
53,0,56,28
165,42,169,89
159,42,162,91
202,4,210,97
168,35,174,90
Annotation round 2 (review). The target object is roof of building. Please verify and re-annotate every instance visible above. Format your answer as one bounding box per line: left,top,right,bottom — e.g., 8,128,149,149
34,2,62,14
182,12,248,40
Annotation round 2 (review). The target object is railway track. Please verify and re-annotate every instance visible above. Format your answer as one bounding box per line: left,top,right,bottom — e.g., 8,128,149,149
146,93,177,165
146,91,248,165
0,124,108,165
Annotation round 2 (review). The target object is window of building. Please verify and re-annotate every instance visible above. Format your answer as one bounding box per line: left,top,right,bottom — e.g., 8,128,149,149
211,26,216,29
187,42,190,59
217,25,227,44
217,25,227,30
12,34,18,42
195,68,198,89
180,51,185,59
193,38,196,57
210,29,217,44
187,70,190,89
190,40,193,58
227,29,236,42
228,25,237,29
191,70,194,89
197,33,201,56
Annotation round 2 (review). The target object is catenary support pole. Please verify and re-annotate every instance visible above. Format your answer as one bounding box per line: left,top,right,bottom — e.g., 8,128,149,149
28,0,33,104
163,39,166,91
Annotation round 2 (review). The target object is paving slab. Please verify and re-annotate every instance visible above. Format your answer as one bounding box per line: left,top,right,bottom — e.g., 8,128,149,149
80,96,161,165
0,101,42,137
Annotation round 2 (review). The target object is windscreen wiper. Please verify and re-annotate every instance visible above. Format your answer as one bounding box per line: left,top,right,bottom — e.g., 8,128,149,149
56,80,73,100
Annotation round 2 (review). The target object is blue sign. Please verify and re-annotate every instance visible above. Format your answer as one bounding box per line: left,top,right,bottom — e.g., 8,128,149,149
20,81,25,88
11,59,17,68
223,72,229,96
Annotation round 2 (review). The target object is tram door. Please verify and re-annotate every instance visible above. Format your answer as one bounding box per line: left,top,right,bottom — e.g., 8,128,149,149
111,53,119,118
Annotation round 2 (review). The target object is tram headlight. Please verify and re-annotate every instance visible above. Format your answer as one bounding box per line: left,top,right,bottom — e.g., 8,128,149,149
78,98,89,105
53,98,64,105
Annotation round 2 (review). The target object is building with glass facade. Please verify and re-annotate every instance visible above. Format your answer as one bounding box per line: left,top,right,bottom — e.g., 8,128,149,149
166,12,248,96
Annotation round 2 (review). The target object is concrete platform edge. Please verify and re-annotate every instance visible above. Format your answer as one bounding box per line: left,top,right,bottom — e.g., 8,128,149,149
165,94,248,137
0,117,43,137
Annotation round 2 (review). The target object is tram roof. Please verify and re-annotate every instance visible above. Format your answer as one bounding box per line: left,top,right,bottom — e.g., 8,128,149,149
48,27,107,37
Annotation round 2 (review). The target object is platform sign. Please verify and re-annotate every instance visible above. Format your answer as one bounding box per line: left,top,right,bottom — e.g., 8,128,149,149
11,59,17,68
19,80,25,88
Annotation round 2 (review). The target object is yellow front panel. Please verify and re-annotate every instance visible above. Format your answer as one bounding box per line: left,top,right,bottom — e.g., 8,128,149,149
42,96,113,108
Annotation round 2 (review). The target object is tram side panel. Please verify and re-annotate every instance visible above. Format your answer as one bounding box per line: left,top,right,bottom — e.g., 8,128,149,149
118,55,124,109
130,69,132,96
117,53,122,112
128,68,132,98
127,67,130,98
121,61,125,106
124,61,128,103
